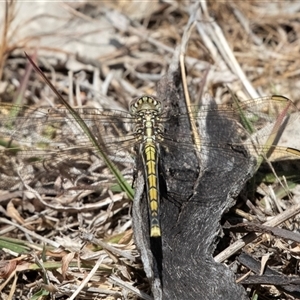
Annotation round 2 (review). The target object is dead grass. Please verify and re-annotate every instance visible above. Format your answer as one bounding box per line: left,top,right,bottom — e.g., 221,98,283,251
1,1,300,299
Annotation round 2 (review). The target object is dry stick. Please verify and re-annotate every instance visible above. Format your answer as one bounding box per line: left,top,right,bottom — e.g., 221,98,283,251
0,210,51,236
0,217,60,249
195,9,228,74
198,1,259,99
0,271,18,297
0,268,16,293
231,5,262,46
22,181,123,213
105,8,210,71
214,202,300,263
81,231,136,261
8,273,18,299
109,275,153,300
69,255,104,300
179,10,202,153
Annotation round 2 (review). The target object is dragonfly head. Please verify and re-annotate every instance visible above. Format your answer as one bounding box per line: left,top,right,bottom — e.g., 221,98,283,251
130,95,163,115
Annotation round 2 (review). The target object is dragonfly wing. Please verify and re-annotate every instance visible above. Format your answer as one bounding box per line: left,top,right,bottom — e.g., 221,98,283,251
0,104,136,194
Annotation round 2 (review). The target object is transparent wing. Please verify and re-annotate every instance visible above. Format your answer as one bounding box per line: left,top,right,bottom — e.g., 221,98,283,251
157,95,300,205
0,104,136,193
0,95,299,195
159,95,300,165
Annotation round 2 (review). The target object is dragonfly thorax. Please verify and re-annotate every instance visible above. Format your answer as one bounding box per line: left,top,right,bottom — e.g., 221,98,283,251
131,96,164,143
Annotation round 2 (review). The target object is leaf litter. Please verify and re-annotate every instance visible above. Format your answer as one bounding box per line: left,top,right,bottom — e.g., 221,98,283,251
1,1,300,299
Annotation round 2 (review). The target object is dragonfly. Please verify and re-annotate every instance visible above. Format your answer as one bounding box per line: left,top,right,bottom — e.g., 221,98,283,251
1,91,300,237
0,61,300,237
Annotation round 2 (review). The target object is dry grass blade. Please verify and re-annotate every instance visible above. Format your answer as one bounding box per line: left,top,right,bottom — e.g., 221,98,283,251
215,202,300,263
0,1,16,80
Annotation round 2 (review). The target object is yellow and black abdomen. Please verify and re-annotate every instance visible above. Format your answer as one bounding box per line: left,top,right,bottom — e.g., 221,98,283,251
142,141,161,237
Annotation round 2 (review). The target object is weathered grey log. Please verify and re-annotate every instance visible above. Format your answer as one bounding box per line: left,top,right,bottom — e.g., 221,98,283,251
132,46,256,300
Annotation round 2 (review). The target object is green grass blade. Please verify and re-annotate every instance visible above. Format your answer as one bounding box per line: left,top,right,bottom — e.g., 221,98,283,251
25,53,134,200
255,95,292,169
231,91,255,134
